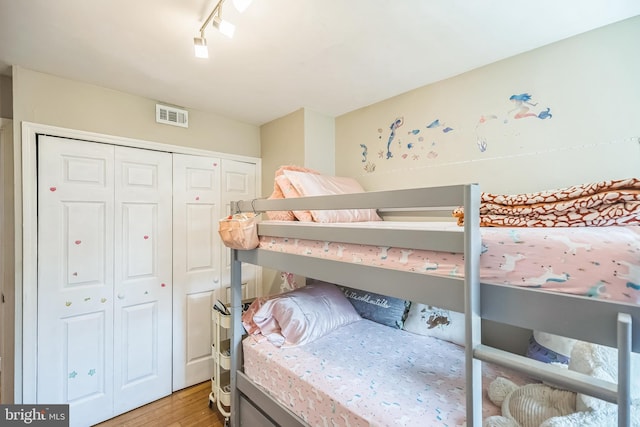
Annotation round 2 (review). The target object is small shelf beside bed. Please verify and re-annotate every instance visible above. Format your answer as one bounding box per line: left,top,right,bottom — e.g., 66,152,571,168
210,307,232,424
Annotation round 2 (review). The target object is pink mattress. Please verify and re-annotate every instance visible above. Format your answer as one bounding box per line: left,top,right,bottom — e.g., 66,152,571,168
243,319,530,426
259,221,640,304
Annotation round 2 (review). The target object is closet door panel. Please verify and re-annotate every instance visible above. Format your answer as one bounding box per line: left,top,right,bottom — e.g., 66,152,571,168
64,312,106,402
172,154,221,390
120,302,157,380
186,204,217,270
113,146,173,413
186,291,215,362
66,202,108,285
37,136,114,427
122,203,156,277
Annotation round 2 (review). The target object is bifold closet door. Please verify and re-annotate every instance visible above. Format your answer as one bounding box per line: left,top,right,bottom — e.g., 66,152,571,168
37,136,172,426
112,145,173,414
37,137,115,426
172,154,221,390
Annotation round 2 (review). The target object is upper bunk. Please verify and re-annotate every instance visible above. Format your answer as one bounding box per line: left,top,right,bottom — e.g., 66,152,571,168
231,183,639,354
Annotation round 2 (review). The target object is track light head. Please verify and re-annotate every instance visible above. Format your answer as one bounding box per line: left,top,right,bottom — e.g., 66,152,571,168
193,36,208,58
213,16,235,38
232,0,253,13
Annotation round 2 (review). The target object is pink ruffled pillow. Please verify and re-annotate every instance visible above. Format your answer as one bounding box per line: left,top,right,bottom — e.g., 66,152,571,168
265,165,319,221
251,282,361,347
282,170,382,223
274,175,315,222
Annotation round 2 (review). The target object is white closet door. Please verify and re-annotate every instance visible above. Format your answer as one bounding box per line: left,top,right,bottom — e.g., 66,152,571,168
220,159,258,300
37,136,115,426
37,137,173,426
172,154,221,390
112,146,173,413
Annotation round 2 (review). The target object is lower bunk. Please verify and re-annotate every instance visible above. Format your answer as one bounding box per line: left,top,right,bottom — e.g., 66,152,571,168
227,270,638,427
241,317,529,426
231,282,638,427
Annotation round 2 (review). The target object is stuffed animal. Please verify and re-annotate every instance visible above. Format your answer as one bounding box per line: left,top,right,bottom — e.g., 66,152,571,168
484,341,640,427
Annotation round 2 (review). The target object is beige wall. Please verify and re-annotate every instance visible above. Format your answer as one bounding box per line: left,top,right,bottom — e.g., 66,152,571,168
0,75,12,119
260,108,305,197
335,16,640,194
0,118,15,403
0,119,14,403
12,67,260,157
259,107,336,197
303,109,335,175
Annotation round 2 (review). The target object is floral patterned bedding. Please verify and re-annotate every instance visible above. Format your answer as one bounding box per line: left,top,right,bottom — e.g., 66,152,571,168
452,177,640,227
259,221,640,304
243,319,530,427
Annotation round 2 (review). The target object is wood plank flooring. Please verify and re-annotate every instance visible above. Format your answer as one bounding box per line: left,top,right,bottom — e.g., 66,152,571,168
94,381,226,427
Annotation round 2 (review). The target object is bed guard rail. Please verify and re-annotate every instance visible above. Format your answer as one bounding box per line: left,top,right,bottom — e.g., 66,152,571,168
473,312,632,427
231,184,475,214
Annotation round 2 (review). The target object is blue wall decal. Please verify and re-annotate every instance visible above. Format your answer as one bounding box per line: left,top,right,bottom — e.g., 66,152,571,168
385,117,404,159
359,144,368,162
363,92,553,169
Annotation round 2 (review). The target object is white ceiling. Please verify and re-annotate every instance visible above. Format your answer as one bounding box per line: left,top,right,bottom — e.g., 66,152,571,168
1,0,639,125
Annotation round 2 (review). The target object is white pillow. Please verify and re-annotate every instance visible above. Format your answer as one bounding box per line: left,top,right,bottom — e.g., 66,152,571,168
402,303,465,346
534,331,576,357
281,170,382,223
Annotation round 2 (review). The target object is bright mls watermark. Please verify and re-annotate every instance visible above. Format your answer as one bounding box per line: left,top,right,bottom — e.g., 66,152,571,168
1,405,69,426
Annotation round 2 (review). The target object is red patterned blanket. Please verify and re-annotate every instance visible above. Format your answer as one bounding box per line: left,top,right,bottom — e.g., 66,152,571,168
453,178,640,227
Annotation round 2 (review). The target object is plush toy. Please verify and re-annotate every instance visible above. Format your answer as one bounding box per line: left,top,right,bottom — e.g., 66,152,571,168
484,341,640,427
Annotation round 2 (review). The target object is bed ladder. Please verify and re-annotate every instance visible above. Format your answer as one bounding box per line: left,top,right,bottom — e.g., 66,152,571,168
464,184,483,427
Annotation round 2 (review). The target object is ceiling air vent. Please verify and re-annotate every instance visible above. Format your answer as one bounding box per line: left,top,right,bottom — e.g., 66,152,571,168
156,104,189,128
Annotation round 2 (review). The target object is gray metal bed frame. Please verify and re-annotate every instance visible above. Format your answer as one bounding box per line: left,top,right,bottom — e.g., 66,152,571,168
228,183,638,427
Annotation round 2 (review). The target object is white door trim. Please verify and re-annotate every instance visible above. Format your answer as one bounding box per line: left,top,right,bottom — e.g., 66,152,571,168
19,121,261,403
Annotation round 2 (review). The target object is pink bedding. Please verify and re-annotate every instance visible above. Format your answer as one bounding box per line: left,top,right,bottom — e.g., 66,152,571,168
259,221,640,304
243,319,530,427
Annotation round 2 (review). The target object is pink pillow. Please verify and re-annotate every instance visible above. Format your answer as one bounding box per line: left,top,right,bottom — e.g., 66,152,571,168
265,176,296,221
274,175,315,222
265,165,318,221
242,296,270,335
282,170,382,223
252,282,361,347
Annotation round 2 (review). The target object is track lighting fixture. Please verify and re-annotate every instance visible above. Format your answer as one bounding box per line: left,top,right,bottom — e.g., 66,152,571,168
194,0,252,58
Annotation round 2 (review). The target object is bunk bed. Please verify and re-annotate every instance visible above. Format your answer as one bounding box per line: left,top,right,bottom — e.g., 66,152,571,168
226,183,639,427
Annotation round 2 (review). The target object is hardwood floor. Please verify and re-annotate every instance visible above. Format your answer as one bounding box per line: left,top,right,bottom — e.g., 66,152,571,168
94,381,227,427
